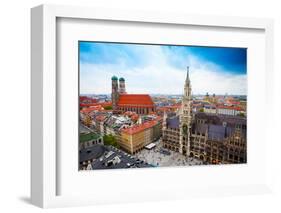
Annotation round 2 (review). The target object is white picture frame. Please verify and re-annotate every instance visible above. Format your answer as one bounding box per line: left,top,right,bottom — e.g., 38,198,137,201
31,4,274,208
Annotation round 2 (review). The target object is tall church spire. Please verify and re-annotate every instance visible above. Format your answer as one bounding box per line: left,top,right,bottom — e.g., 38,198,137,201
184,66,191,98
185,66,190,86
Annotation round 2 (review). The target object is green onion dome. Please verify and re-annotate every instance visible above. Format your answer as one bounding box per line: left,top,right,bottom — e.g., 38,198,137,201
119,77,125,81
111,76,118,81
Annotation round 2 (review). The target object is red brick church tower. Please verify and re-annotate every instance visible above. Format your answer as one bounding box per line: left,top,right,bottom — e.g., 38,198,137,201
118,77,126,94
111,76,119,110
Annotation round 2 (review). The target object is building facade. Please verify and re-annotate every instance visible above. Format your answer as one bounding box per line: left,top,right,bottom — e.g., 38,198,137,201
111,76,156,114
119,119,162,154
79,132,104,150
203,105,217,114
217,105,244,116
162,67,247,164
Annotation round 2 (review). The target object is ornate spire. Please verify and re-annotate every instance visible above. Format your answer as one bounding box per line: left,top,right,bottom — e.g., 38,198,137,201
185,66,190,84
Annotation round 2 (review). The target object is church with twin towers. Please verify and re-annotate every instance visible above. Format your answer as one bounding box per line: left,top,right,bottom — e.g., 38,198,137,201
111,75,156,114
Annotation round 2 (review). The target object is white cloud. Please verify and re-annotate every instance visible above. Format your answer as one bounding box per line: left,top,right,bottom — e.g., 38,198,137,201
80,46,247,95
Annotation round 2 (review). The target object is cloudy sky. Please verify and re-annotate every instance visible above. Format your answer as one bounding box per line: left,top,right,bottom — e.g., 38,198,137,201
79,41,247,95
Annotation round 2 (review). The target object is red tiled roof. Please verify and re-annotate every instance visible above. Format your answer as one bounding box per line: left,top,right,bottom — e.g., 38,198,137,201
101,102,112,107
80,105,103,113
95,115,107,122
118,94,154,107
157,104,181,111
227,100,240,105
80,102,112,107
121,120,158,135
217,105,242,111
79,96,97,103
131,114,139,121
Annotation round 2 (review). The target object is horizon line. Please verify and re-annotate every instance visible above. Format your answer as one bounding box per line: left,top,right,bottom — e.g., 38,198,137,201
80,93,247,96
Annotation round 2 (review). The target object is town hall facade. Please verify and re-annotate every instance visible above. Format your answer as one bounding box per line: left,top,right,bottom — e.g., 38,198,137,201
162,67,247,164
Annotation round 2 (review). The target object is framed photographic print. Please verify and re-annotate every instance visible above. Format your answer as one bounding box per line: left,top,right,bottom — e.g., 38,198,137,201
78,41,247,170
31,4,274,208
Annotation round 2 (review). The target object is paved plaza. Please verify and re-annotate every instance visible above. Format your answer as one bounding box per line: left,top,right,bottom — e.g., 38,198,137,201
134,140,203,167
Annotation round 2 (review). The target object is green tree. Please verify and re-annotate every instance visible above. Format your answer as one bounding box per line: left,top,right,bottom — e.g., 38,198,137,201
199,108,204,113
104,105,113,110
103,134,120,148
237,112,245,117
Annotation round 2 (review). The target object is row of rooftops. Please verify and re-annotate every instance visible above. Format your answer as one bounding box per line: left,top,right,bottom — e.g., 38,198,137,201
80,101,112,108
80,105,104,113
193,100,244,110
192,122,246,141
121,115,161,135
203,105,243,111
165,112,246,142
79,144,153,169
216,105,243,111
80,102,243,114
157,104,181,111
195,112,246,125
156,100,244,112
79,96,97,104
80,96,245,115
82,107,161,134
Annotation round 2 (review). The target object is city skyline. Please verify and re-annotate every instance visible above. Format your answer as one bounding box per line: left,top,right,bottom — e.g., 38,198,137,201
79,55,247,169
79,41,247,95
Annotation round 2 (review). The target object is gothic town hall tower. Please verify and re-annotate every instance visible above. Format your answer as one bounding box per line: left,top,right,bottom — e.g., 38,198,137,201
179,66,192,156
